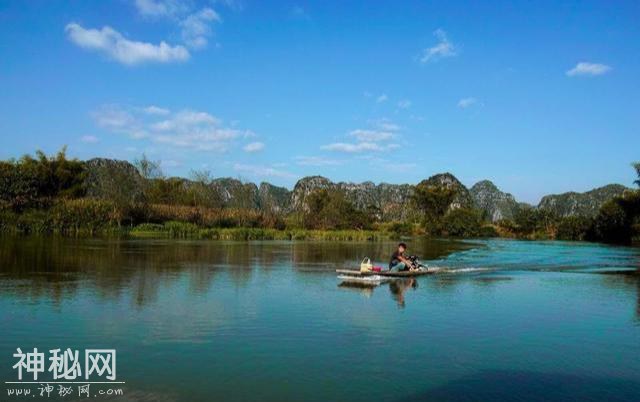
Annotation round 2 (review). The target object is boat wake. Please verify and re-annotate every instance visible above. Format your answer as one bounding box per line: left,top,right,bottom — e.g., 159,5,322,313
429,266,492,274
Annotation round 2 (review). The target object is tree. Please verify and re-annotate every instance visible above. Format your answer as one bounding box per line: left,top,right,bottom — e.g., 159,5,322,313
92,163,140,227
412,182,456,233
134,154,163,180
441,208,483,237
0,148,85,210
633,162,640,188
188,169,223,208
556,216,591,241
588,199,631,244
303,189,370,230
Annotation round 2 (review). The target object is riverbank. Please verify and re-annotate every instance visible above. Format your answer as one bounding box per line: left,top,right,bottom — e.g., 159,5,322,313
2,150,639,245
130,222,389,241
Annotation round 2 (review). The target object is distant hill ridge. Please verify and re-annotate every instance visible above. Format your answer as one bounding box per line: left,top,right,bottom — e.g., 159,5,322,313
84,158,630,221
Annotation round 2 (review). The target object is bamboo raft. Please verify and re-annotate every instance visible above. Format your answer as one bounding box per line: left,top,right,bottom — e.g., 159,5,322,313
336,268,438,277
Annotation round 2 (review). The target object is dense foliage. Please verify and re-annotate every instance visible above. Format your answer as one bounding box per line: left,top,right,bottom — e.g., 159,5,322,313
0,149,638,244
0,148,85,211
302,188,372,230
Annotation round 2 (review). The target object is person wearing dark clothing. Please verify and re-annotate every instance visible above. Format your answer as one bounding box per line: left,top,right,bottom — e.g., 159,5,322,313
389,242,413,272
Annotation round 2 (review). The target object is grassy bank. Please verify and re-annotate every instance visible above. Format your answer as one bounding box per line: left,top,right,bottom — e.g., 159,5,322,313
0,208,393,241
130,222,388,241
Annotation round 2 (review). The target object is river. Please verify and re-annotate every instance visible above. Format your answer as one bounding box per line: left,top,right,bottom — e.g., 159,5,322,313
1,237,639,401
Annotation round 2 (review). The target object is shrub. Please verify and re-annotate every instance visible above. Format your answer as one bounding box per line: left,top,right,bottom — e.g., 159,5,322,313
386,221,415,237
441,208,483,237
49,199,118,234
556,216,591,241
303,189,372,230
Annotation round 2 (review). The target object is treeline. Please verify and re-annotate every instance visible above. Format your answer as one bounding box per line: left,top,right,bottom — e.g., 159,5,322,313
0,148,638,244
408,164,640,244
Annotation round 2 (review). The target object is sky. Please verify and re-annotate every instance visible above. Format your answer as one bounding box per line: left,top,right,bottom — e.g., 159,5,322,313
0,0,639,204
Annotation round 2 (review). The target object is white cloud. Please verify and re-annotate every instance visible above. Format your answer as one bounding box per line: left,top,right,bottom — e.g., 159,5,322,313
134,0,188,17
152,110,219,131
92,104,253,152
134,1,222,50
295,156,342,166
457,97,477,108
65,23,190,65
92,105,147,138
321,142,384,153
376,94,388,103
181,8,221,49
373,119,401,132
243,141,265,152
566,62,612,77
323,120,401,153
397,99,412,109
80,135,99,143
349,129,394,142
143,105,171,115
420,29,456,63
233,163,296,179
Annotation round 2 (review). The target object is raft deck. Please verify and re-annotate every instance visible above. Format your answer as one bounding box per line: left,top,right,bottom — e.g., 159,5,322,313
336,268,437,277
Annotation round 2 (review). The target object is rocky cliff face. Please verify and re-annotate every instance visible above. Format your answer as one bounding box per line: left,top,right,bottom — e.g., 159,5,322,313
82,158,629,220
416,173,475,211
210,178,292,211
470,180,519,222
258,182,291,212
537,184,628,217
290,176,415,220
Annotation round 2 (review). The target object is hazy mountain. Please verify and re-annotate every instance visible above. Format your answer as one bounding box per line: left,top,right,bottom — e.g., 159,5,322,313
417,173,475,211
537,184,629,217
470,180,520,222
83,158,629,221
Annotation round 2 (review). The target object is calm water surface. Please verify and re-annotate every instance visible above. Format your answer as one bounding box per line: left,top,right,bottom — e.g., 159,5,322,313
1,237,639,401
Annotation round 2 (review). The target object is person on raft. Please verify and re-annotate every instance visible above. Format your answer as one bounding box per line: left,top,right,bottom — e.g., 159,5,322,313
389,242,415,272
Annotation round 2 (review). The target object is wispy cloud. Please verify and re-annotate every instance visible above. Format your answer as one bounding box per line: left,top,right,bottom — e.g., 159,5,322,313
566,62,612,77
92,104,254,152
457,97,477,108
322,120,401,154
243,141,265,153
321,142,384,153
397,99,412,109
65,23,189,65
143,105,170,115
133,1,222,50
180,8,221,49
349,129,395,142
233,163,296,179
373,119,401,132
80,135,99,143
295,156,342,166
134,0,188,17
420,29,456,63
376,94,388,103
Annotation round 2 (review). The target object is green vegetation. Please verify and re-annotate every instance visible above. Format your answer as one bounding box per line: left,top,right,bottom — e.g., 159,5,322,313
301,188,372,230
0,148,638,244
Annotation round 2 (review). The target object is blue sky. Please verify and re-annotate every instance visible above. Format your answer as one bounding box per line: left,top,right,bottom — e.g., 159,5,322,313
0,1,638,203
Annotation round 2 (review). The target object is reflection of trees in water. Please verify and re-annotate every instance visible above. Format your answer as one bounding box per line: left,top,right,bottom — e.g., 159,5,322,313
598,269,640,321
0,237,293,306
0,237,471,307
